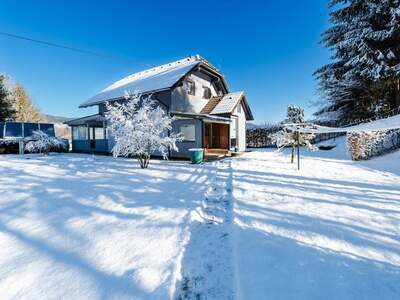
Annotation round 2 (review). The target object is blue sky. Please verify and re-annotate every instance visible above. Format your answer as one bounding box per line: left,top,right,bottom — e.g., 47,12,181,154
0,0,330,123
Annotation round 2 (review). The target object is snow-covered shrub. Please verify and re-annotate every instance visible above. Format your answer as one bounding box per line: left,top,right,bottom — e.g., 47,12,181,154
273,104,317,163
0,140,19,154
25,130,64,155
105,92,182,168
347,129,400,160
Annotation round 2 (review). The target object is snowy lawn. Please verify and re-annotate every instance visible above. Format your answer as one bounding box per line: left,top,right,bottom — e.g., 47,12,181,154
0,154,214,299
1,141,400,299
233,141,400,299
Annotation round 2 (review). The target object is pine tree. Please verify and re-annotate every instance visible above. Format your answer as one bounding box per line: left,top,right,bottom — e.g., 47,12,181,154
315,0,400,125
12,84,43,122
0,75,15,121
285,104,305,124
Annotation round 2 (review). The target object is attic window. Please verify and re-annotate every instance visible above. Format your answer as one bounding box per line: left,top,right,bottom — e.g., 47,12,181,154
238,103,242,113
203,86,212,99
186,80,195,95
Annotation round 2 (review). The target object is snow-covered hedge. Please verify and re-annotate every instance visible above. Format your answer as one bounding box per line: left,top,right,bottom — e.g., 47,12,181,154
347,129,400,160
25,130,68,155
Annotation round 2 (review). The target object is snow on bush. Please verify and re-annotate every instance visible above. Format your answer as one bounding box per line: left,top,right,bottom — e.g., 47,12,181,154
273,104,317,163
25,130,64,155
347,129,400,160
105,92,182,168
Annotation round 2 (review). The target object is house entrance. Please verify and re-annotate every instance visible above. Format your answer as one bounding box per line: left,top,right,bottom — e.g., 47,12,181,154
204,123,229,149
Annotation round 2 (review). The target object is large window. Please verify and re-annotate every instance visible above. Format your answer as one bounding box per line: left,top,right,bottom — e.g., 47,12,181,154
179,124,195,142
72,126,88,140
5,122,23,137
24,123,39,137
39,123,55,137
95,127,105,140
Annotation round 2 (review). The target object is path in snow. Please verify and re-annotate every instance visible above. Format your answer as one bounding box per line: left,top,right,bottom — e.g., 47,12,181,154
232,146,400,299
175,160,234,300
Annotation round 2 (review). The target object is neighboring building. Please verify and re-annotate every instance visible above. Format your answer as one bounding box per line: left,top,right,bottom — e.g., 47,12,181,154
66,55,254,158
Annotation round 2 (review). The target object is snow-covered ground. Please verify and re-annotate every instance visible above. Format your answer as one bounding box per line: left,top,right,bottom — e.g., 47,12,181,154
234,140,400,299
0,154,214,299
1,139,399,299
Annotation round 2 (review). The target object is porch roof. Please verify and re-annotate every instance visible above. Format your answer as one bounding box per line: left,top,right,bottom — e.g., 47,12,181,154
65,114,106,126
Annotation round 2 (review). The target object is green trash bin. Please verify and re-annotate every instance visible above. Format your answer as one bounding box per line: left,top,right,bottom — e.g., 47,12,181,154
189,148,204,164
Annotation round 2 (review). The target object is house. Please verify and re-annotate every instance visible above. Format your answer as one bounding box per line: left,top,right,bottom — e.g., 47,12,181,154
66,55,254,159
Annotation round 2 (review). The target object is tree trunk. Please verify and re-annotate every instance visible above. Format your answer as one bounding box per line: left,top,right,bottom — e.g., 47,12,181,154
138,153,150,169
395,79,400,109
291,146,295,164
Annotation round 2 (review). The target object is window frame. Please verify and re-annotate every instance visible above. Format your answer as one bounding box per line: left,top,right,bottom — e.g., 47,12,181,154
203,86,212,99
187,80,195,96
72,126,88,141
39,123,55,137
4,122,23,138
94,127,105,140
24,123,39,138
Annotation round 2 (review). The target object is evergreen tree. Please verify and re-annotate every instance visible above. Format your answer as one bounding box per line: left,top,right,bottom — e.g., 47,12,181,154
285,104,305,124
0,75,15,121
315,0,400,125
12,84,43,122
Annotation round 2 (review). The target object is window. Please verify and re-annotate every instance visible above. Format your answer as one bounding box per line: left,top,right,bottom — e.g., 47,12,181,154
231,138,237,148
203,86,212,99
72,126,88,140
5,122,23,137
237,103,242,113
0,122,4,138
39,123,55,137
186,80,195,95
24,123,39,137
95,127,105,140
179,124,195,141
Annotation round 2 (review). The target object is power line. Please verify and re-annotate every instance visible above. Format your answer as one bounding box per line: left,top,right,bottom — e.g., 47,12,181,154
0,30,109,58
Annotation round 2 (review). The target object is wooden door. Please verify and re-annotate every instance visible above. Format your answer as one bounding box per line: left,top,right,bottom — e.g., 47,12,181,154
219,124,229,149
204,123,211,148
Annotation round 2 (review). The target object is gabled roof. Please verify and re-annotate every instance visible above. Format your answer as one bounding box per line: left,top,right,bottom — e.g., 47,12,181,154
209,92,254,120
79,55,227,108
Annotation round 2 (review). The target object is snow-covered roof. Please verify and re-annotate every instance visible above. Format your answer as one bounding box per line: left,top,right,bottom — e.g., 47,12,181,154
211,92,244,115
65,114,105,126
80,56,203,108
